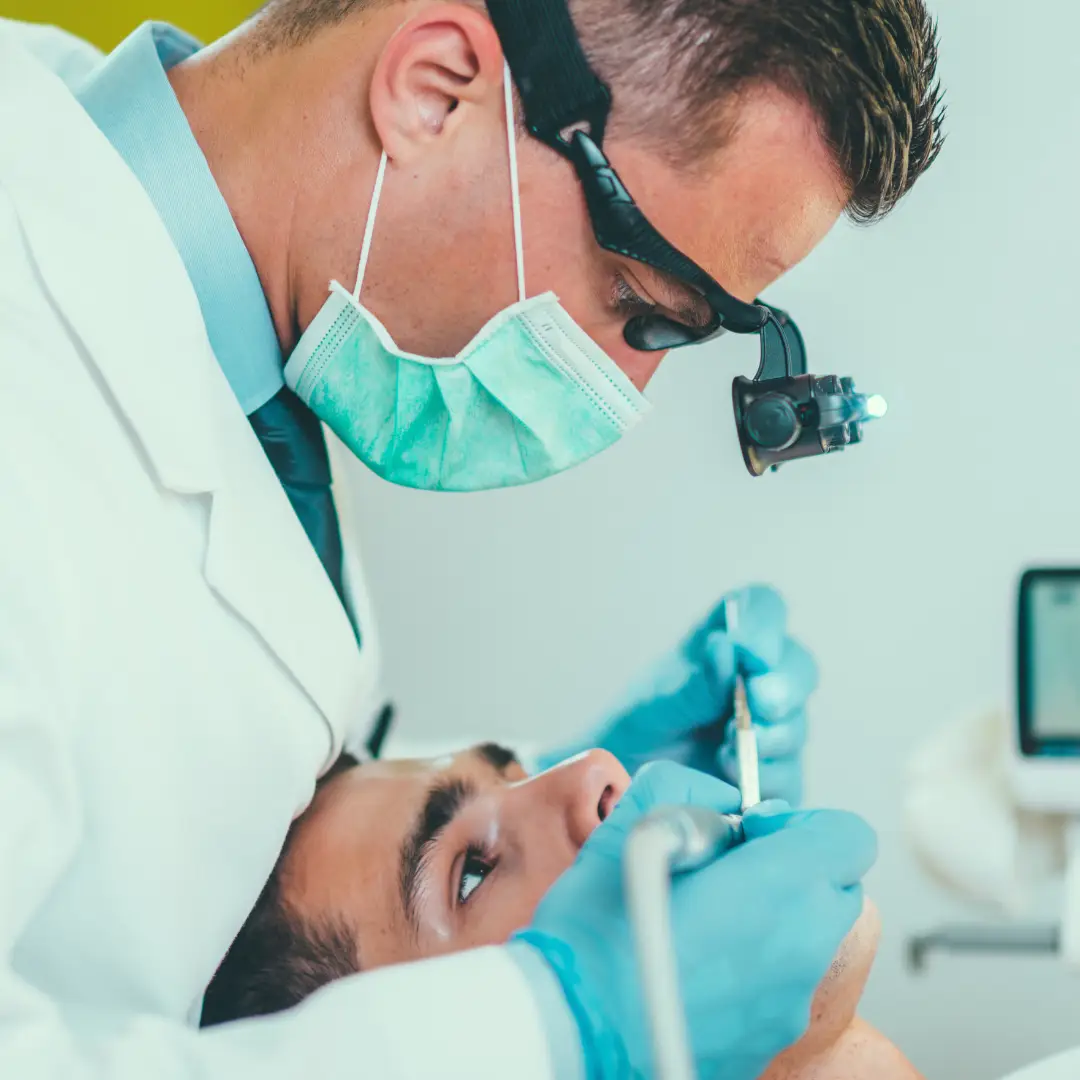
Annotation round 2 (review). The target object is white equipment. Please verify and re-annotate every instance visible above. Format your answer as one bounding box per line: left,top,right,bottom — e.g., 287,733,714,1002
1009,569,1080,966
906,568,1080,1080
1010,568,1080,812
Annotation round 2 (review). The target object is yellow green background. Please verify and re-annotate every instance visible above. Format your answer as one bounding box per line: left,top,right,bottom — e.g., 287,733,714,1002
1,1,253,50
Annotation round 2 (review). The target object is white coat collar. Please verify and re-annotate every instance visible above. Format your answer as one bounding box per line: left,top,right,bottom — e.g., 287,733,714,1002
0,30,221,497
0,31,365,760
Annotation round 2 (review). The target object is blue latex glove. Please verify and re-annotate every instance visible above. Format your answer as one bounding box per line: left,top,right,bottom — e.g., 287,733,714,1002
539,585,817,805
514,762,875,1080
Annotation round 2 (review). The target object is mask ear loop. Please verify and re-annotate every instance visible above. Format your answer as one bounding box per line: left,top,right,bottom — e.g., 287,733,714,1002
503,61,527,304
354,70,521,304
353,151,389,301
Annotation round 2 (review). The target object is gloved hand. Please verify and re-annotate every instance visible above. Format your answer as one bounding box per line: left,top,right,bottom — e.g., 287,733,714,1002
513,762,875,1080
538,585,817,805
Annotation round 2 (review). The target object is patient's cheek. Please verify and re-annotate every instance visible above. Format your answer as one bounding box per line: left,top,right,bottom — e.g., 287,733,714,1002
764,897,881,1075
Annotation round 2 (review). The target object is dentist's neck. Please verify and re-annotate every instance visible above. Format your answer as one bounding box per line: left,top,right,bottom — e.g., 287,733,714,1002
168,20,383,355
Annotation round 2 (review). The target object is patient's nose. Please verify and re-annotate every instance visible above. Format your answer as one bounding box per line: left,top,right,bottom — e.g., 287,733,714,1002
546,749,630,848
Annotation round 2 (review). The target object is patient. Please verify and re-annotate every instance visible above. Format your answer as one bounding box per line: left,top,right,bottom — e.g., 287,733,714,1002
202,746,921,1080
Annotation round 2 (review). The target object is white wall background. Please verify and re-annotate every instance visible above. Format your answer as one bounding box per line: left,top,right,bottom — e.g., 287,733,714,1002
341,2,1080,1076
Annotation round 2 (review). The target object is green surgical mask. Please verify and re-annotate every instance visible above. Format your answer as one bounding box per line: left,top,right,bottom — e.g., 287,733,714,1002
284,65,650,492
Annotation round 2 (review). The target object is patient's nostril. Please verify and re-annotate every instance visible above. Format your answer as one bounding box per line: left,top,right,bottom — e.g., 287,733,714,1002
597,784,615,822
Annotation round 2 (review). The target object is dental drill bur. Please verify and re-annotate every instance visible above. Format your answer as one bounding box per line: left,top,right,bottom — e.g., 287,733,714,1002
724,598,760,812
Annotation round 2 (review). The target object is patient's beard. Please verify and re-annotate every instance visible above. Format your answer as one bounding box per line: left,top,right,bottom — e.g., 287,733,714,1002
759,901,925,1080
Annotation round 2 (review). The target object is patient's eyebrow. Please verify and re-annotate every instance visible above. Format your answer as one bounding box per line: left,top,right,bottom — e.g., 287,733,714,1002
399,777,476,934
473,742,520,775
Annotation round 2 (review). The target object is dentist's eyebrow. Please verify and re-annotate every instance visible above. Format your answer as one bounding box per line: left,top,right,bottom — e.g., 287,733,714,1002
398,777,476,934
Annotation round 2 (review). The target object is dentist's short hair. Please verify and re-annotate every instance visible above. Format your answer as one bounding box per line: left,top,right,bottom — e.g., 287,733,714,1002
252,0,945,222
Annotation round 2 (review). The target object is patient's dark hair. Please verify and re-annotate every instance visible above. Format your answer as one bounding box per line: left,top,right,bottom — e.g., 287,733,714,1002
200,752,362,1026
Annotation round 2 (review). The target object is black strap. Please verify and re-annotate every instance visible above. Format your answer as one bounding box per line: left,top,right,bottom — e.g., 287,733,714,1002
365,702,397,759
485,0,612,149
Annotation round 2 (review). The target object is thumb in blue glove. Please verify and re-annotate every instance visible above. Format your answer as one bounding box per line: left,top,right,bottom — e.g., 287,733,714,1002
513,761,877,1080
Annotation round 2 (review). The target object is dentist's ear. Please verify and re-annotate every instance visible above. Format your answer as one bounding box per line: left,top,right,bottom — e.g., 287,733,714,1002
369,4,505,164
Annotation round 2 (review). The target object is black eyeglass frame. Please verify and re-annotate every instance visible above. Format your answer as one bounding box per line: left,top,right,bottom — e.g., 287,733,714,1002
485,0,782,353
535,104,772,352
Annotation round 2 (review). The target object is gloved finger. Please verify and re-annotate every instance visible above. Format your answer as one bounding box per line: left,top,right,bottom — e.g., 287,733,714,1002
717,745,803,805
626,759,743,817
584,760,741,858
743,798,790,817
739,807,878,887
701,631,736,704
721,709,807,759
756,757,803,806
697,626,806,725
721,584,788,672
744,639,819,723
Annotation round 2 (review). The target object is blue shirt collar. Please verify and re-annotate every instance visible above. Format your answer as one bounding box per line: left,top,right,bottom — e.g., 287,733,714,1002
76,22,284,416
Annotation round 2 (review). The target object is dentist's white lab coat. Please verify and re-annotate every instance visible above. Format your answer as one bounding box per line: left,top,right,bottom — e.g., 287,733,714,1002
0,21,559,1080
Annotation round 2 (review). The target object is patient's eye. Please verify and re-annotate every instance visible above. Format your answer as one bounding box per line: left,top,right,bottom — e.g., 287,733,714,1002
457,845,495,905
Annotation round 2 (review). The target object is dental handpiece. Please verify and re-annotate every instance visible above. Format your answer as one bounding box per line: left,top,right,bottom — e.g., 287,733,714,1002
625,807,746,1080
724,598,761,812
647,805,746,872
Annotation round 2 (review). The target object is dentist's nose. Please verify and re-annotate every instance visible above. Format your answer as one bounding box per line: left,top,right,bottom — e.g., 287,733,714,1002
549,749,631,848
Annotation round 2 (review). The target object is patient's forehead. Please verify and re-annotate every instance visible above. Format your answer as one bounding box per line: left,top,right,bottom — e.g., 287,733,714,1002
313,752,483,805
355,755,447,779
300,749,497,844
343,747,518,783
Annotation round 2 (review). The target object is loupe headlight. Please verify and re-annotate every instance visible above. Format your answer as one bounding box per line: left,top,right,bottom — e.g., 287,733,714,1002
733,306,887,476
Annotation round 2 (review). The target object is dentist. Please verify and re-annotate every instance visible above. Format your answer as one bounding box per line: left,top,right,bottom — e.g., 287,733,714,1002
0,2,943,1078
